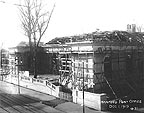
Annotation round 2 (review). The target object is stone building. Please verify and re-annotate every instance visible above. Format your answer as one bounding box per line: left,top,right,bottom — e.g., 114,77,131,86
45,31,144,99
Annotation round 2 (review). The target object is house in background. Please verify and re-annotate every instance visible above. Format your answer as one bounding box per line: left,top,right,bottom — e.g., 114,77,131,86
8,41,58,76
127,24,144,32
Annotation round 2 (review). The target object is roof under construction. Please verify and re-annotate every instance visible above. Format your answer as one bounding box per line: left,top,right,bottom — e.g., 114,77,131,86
47,30,144,44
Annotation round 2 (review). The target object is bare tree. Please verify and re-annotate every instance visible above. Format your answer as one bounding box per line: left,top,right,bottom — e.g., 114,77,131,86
19,0,55,78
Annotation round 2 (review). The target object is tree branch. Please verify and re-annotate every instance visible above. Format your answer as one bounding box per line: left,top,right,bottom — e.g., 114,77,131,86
37,3,55,47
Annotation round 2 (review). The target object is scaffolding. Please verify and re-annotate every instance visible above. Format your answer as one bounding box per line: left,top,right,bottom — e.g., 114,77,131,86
0,49,10,75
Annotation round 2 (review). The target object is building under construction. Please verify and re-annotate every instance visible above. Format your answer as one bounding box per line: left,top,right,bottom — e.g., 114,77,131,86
44,30,144,100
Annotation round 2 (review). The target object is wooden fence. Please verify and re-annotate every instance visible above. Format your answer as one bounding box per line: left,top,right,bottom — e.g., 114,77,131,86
59,91,72,101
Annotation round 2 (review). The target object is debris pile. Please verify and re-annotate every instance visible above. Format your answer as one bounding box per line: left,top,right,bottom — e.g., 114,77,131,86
47,31,144,44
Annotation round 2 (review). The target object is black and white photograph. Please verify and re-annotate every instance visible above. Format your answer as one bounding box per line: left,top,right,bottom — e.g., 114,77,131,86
0,0,144,112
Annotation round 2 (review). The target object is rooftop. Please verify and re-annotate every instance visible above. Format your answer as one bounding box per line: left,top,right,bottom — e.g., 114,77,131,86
47,31,144,45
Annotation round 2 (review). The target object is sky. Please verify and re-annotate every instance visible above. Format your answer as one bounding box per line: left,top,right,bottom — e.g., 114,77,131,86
0,0,144,48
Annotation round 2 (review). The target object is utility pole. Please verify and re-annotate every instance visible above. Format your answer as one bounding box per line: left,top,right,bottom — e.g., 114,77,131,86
82,61,85,113
18,63,20,94
15,52,21,94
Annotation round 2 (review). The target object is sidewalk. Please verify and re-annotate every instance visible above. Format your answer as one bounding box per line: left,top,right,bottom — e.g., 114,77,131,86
0,80,98,113
43,99,144,113
55,102,103,113
52,101,144,113
1,79,144,113
42,99,101,113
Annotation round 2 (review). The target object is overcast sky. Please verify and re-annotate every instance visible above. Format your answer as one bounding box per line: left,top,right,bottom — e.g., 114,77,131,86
0,0,144,48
